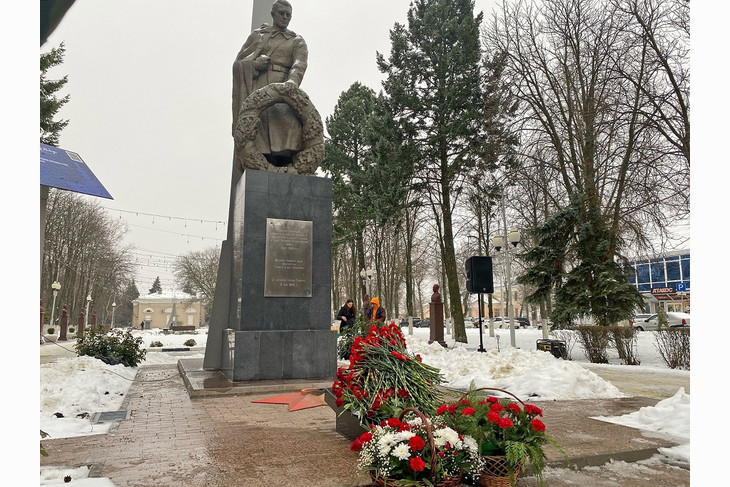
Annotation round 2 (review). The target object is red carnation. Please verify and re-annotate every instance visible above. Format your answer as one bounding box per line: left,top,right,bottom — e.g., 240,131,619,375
387,418,402,429
390,351,409,361
350,438,363,451
397,388,409,398
487,396,499,403
437,404,448,415
531,418,546,432
498,417,514,429
359,432,373,443
490,403,503,413
462,407,476,416
525,404,543,417
508,403,521,414
409,435,426,451
487,412,501,424
447,404,457,413
410,456,426,472
335,397,344,407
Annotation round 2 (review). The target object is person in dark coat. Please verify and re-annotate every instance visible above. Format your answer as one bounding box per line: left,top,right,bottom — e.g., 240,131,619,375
336,298,356,333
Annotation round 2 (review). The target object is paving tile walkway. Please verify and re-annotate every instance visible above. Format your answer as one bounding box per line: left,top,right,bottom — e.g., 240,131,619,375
40,360,690,487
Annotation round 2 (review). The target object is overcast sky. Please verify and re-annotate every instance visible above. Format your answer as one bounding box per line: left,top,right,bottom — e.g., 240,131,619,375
27,1,721,298
39,0,501,290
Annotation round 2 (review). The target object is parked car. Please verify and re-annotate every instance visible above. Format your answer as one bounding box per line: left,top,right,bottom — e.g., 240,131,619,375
400,317,427,327
629,314,652,326
472,317,529,329
514,317,531,328
633,312,690,331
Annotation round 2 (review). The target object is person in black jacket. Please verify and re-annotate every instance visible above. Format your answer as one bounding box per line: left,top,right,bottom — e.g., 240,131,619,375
336,298,356,333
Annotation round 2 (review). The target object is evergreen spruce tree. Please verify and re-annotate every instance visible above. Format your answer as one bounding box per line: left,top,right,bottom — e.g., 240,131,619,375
117,279,140,326
518,194,644,327
322,84,413,298
40,43,69,146
377,0,484,342
148,277,163,295
321,82,379,295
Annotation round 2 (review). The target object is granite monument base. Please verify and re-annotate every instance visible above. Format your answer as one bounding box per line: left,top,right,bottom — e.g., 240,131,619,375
227,329,336,381
210,169,336,382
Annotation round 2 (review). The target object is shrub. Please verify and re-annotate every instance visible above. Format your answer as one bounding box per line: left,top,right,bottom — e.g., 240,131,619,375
654,328,690,370
150,340,164,347
183,339,196,347
68,326,75,333
607,325,640,365
46,327,56,335
575,326,609,363
75,328,147,367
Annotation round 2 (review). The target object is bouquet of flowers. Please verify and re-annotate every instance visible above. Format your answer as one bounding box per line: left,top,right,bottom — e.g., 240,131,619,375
350,409,484,486
437,385,563,486
332,322,443,426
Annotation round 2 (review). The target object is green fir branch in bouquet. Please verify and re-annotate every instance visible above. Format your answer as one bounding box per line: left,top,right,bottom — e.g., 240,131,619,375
332,321,444,426
337,316,370,360
436,383,566,486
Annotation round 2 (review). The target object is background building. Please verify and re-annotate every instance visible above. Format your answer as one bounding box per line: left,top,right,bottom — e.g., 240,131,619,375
132,292,205,329
626,250,690,313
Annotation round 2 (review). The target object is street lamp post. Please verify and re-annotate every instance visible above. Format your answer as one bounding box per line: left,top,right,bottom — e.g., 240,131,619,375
111,301,116,328
493,227,521,348
49,281,61,328
84,294,92,331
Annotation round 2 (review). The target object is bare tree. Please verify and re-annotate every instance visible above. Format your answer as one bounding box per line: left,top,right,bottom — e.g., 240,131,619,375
42,189,134,325
487,0,689,258
174,246,219,312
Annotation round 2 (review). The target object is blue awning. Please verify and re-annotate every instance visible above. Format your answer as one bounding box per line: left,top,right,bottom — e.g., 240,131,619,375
40,143,112,199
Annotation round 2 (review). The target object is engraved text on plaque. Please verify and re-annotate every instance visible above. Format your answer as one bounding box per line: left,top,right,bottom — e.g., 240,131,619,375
264,218,313,297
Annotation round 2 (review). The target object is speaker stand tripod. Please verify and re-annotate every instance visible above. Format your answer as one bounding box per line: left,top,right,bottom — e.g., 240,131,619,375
477,293,486,352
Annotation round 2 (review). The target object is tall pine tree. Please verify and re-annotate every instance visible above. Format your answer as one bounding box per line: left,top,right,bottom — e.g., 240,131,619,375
40,43,69,146
377,0,484,342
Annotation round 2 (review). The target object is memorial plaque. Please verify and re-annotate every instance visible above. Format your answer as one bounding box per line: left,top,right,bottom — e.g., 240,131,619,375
264,218,313,297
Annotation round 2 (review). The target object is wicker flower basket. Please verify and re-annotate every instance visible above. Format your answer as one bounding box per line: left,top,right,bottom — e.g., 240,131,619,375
463,388,527,487
370,472,463,487
478,455,522,487
369,407,464,487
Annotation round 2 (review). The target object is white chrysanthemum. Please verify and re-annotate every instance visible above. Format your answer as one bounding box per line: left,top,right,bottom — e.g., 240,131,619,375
394,430,415,443
462,435,478,452
392,442,411,460
407,417,423,427
377,433,397,456
434,427,460,446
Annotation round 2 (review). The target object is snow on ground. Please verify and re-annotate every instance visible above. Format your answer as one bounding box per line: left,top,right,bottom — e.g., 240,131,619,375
40,325,690,485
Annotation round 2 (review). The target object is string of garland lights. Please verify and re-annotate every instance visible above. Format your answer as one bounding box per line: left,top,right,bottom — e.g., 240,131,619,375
101,206,226,291
104,207,227,229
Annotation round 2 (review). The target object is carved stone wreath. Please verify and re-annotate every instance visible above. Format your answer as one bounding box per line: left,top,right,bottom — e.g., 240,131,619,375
233,82,324,176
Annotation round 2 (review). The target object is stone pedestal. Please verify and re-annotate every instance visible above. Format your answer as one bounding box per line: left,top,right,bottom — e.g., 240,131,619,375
428,284,447,347
212,169,336,381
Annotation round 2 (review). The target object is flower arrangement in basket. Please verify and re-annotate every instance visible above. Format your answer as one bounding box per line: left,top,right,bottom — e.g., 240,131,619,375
351,407,484,487
437,385,564,487
332,321,443,426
